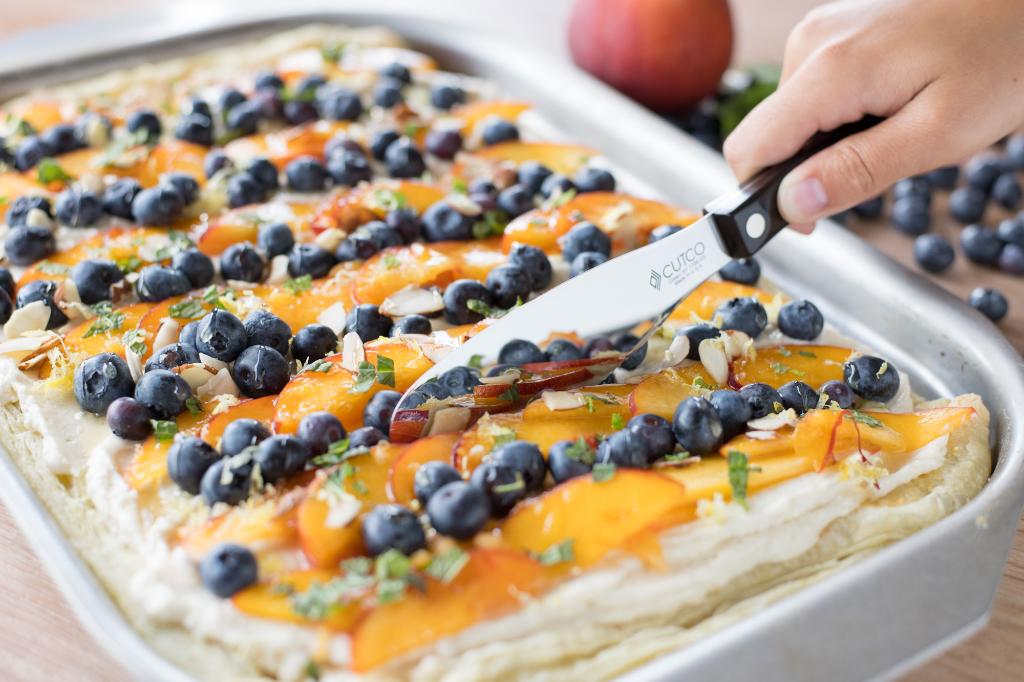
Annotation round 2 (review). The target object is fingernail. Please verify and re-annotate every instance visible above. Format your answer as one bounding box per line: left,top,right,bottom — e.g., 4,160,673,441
779,177,828,222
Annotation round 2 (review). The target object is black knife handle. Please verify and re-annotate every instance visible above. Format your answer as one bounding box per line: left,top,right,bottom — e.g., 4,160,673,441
704,114,884,259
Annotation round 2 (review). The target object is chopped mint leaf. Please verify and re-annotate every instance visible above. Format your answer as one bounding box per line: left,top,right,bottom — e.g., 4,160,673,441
404,120,425,137
342,556,372,576
185,397,203,416
498,384,520,402
471,209,509,240
122,329,147,356
82,303,125,338
776,347,792,357
311,438,372,467
491,425,516,448
564,437,595,465
366,189,408,213
151,420,178,442
382,253,400,270
797,349,817,359
299,358,334,374
115,255,143,273
769,361,805,378
451,178,468,195
321,41,347,63
304,659,322,681
167,299,205,319
850,411,883,428
467,354,483,370
542,187,576,210
610,412,625,430
727,450,762,510
36,157,73,185
376,356,396,387
284,274,314,295
592,462,616,483
350,361,378,394
425,547,469,583
36,261,70,275
536,539,575,566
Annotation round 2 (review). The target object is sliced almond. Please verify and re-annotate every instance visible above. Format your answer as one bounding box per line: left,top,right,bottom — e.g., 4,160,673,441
446,192,483,216
174,363,217,391
698,337,730,385
265,254,290,285
153,318,180,355
0,332,58,357
721,330,753,360
126,347,144,382
199,354,228,372
747,408,799,431
198,367,240,401
663,335,690,367
340,331,365,372
379,286,444,317
427,406,472,436
3,301,51,338
540,390,587,411
25,208,53,228
56,279,82,305
313,227,346,253
479,368,522,385
317,302,347,335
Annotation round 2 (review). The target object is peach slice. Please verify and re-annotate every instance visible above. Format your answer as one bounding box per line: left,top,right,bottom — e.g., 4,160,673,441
177,498,298,558
17,226,165,289
13,99,64,131
354,243,458,305
454,142,597,177
387,432,460,505
121,408,212,494
260,263,361,332
233,569,361,631
500,469,689,567
432,237,507,282
224,121,351,168
660,452,817,505
350,549,548,672
0,171,42,205
452,413,522,476
449,101,531,135
272,341,433,434
667,280,775,324
308,181,445,234
37,303,151,378
200,396,276,448
627,364,715,419
731,345,852,389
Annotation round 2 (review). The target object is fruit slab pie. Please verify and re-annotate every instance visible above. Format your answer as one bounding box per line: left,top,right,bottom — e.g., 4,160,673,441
0,24,990,682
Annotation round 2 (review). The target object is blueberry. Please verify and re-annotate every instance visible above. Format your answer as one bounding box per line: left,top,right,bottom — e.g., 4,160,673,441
13,136,52,170
317,87,363,121
212,421,270,465
384,137,426,179
226,172,268,208
175,112,214,146
370,130,401,161
612,332,647,370
294,74,326,98
427,481,489,539
135,265,191,302
243,309,292,356
852,196,884,219
422,201,475,242
992,173,1022,210
287,243,336,280
246,158,279,192
425,128,463,160
196,309,247,362
103,396,152,442
570,251,608,276
913,234,955,273
417,381,451,402
496,184,533,218
965,153,1006,192
960,224,1004,266
73,113,111,147
224,100,262,134
135,369,191,419
257,222,295,257
443,279,492,324
777,300,824,340
283,100,318,125
70,259,123,304
359,221,404,249
255,435,310,482
548,440,594,483
232,345,290,398
161,172,200,205
719,258,760,285
364,390,402,433
179,321,200,350
999,217,1024,247
498,339,546,366
373,78,405,108
349,426,386,449
5,195,52,227
327,149,372,187
291,324,338,363
948,186,987,224
924,166,960,189
820,380,855,409
672,397,724,455
890,196,930,236
144,343,200,372
296,412,346,456
491,441,546,492
778,381,819,414
40,123,82,155
627,413,676,459
171,249,215,289
73,353,134,415
201,457,253,506
969,287,1009,322
596,429,650,469
285,156,328,192
430,83,466,110
998,243,1024,275
437,366,480,397
892,177,932,205
677,324,721,361
508,243,552,291
167,435,219,493
391,314,432,336
485,264,531,309
843,356,900,402
220,243,265,282
560,222,611,262
54,188,102,227
131,186,183,226
199,544,258,598
715,297,768,338
380,61,412,84
414,461,462,506
361,504,426,556
4,225,54,266
648,224,683,244
0,268,12,300
545,338,583,362
738,382,785,419
583,336,615,357
485,364,517,378
254,71,284,91
481,118,519,145
574,167,616,193
0,290,10,325
385,208,422,243
707,390,752,440
103,178,142,220
346,304,392,342
204,150,233,179
470,461,528,516
16,280,68,328
126,109,162,144
324,133,364,160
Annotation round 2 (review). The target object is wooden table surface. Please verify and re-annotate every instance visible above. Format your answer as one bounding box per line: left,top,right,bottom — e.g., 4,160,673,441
2,1,1023,680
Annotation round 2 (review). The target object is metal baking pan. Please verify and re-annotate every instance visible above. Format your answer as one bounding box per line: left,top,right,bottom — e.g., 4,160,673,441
1,4,1023,681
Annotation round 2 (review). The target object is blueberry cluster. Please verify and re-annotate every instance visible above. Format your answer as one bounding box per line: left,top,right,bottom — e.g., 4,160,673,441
0,114,111,173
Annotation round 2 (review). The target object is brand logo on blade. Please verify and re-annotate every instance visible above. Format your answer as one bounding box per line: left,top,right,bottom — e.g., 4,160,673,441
647,241,708,290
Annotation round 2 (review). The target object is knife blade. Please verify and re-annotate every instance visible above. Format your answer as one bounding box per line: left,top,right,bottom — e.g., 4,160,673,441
401,115,882,403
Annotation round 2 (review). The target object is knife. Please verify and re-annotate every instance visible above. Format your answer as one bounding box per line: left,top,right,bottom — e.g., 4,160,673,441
401,116,882,403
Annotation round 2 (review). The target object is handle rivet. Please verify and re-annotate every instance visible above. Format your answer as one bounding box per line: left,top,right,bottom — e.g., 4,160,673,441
745,213,766,239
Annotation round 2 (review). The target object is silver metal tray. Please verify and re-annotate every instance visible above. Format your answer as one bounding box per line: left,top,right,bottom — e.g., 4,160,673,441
2,4,1023,681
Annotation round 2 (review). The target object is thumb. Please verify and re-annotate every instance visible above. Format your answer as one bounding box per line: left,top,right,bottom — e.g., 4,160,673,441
776,103,938,225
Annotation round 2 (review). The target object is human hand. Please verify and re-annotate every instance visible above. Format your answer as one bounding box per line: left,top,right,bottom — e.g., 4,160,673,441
723,0,1024,231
